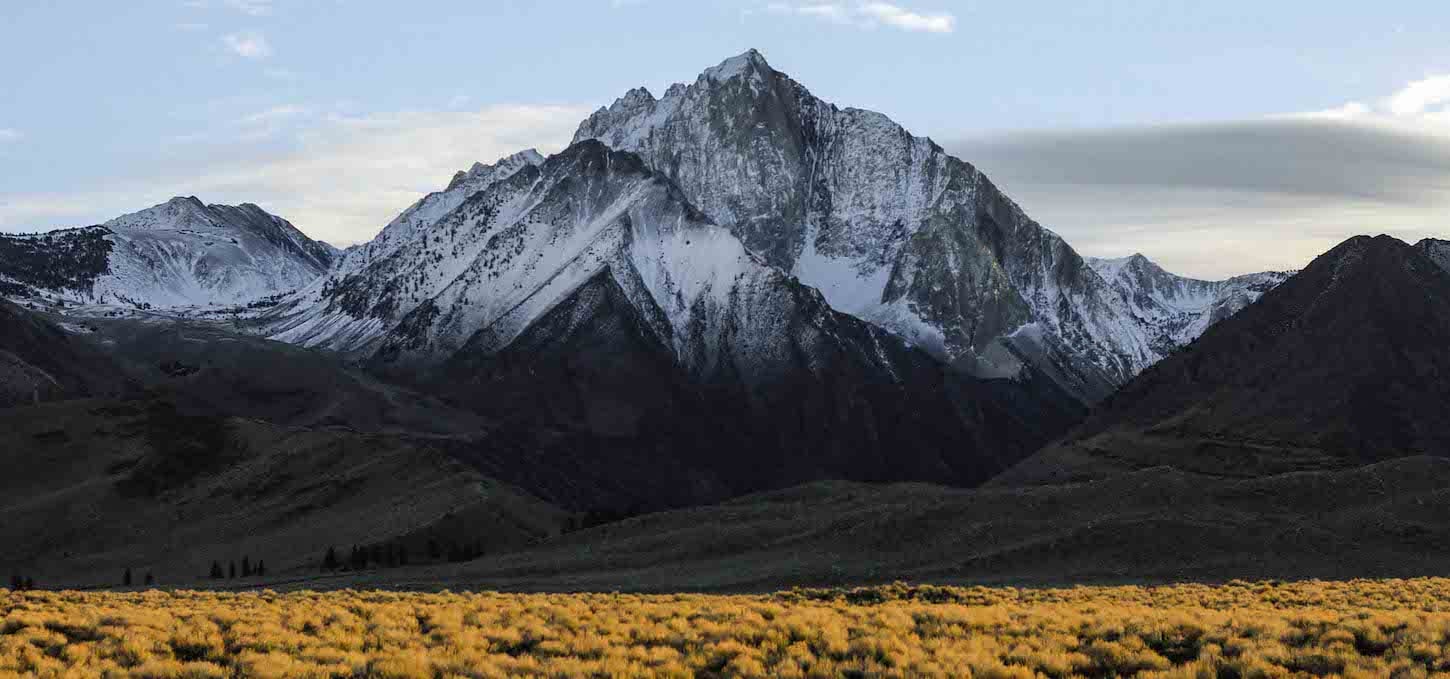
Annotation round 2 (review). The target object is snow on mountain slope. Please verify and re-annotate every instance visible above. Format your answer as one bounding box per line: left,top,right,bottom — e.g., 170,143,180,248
572,49,1279,403
328,149,545,280
0,197,335,309
268,140,891,380
1087,254,1293,351
259,139,1084,491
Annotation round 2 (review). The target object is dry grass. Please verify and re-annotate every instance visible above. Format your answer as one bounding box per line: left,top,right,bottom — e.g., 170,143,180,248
8,579,1450,677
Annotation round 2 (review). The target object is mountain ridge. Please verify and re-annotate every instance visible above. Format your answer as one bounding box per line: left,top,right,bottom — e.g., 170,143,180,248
0,197,335,309
997,233,1450,486
572,49,1288,403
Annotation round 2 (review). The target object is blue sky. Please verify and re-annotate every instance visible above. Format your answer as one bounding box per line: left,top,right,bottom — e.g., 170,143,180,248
3,1,1450,276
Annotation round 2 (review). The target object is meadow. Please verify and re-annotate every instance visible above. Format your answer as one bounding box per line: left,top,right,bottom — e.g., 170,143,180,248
7,579,1450,677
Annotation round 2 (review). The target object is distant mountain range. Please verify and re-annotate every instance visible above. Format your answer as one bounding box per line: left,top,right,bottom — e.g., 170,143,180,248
5,49,1450,589
999,234,1450,486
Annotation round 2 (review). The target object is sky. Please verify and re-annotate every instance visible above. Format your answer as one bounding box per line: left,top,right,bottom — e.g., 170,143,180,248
2,1,1450,278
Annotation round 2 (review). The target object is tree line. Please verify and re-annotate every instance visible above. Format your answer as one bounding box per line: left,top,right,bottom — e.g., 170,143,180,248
209,556,267,580
320,539,486,572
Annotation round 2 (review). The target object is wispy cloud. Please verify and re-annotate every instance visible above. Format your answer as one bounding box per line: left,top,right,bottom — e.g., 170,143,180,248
763,2,955,33
949,117,1450,278
0,129,20,143
0,105,590,246
1388,74,1450,117
222,0,273,16
223,31,272,59
1297,74,1450,125
857,2,955,33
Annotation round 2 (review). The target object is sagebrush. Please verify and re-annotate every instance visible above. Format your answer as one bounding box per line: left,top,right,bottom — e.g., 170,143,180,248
7,578,1450,677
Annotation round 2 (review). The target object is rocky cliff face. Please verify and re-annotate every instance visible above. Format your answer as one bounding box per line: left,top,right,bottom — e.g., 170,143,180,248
574,50,1284,403
1087,254,1292,357
0,197,335,308
1418,238,1450,273
260,140,1083,498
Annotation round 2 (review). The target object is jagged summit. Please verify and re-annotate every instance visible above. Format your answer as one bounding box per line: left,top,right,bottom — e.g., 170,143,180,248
446,149,545,191
702,48,772,81
260,136,1082,498
572,50,1288,403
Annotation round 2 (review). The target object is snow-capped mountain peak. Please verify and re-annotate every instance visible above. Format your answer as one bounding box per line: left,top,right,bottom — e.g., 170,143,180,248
0,198,334,309
702,48,771,82
572,49,1293,403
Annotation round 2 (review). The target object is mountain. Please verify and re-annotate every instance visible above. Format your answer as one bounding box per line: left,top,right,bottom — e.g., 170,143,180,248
0,299,132,407
0,197,335,309
573,50,1287,404
260,139,1083,507
1087,254,1292,354
997,234,1450,486
1418,237,1450,273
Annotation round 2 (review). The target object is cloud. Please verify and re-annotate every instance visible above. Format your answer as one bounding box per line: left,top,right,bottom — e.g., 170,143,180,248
1387,74,1450,117
223,31,272,59
1297,73,1450,124
763,2,954,33
222,0,273,16
0,104,591,247
947,118,1450,278
857,2,955,33
174,22,209,31
0,129,20,143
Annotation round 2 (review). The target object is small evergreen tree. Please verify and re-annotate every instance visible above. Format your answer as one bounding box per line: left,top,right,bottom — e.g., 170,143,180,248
256,560,266,577
210,561,224,579
398,545,409,567
242,556,252,577
23,577,34,591
323,546,339,571
228,562,236,579
123,568,132,587
145,572,155,587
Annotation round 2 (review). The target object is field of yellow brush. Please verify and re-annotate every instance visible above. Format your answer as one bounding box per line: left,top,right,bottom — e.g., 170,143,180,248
7,579,1450,677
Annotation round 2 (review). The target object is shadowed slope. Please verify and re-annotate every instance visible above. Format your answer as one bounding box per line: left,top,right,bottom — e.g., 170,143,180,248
997,235,1450,486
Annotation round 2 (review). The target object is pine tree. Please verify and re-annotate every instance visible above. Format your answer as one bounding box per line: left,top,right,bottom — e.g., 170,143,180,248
145,572,155,587
210,561,224,579
22,577,33,591
228,562,236,579
242,556,252,577
256,560,266,577
323,546,339,571
123,568,132,587
398,544,409,567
